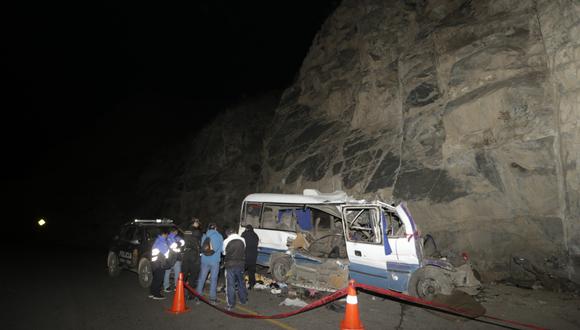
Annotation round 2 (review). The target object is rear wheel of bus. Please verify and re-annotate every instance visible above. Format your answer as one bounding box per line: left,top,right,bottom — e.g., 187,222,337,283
270,254,292,282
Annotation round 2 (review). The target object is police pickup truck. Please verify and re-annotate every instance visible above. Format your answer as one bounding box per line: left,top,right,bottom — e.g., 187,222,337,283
107,219,179,288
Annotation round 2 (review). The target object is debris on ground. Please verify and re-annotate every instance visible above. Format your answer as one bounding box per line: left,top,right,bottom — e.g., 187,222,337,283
325,302,345,313
506,256,580,295
279,297,308,308
253,283,269,290
255,274,273,286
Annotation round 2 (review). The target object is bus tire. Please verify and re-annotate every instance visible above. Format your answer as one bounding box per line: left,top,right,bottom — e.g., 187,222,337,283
271,255,292,282
408,266,450,301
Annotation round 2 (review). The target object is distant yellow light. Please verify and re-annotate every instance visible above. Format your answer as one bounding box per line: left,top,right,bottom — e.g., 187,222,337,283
38,219,46,226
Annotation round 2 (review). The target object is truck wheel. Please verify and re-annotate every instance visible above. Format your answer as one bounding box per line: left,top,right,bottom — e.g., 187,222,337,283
271,256,292,282
408,266,449,301
107,251,121,277
138,258,153,288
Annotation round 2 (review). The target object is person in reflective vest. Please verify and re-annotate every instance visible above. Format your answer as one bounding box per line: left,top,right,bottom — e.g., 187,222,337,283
163,227,185,292
150,228,170,300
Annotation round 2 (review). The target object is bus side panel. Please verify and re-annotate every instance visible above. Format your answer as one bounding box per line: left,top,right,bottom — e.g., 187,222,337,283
254,229,296,267
256,246,286,266
348,263,390,289
386,262,419,292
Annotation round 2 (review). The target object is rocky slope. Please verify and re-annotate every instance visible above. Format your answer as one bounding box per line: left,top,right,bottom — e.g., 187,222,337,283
154,0,579,283
258,0,580,282
152,94,279,229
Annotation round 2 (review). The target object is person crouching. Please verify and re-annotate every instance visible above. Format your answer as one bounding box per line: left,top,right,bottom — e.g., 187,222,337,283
222,228,247,310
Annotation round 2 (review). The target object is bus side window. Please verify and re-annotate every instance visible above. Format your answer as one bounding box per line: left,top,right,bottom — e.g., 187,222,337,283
244,203,262,227
387,214,405,237
279,210,295,231
261,207,276,228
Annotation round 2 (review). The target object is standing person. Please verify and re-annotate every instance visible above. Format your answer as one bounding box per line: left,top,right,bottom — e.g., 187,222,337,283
223,228,247,310
241,224,259,290
195,223,223,305
163,227,185,292
149,228,170,300
182,217,202,299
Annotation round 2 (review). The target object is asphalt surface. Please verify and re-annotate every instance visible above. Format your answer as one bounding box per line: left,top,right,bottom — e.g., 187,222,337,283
3,248,579,330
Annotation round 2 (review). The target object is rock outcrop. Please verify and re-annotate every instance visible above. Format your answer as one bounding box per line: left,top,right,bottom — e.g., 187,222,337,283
155,0,579,283
258,0,580,282
155,94,279,229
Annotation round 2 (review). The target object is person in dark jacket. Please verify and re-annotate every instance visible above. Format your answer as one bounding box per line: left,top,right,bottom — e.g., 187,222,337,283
222,228,247,310
181,217,202,299
149,228,170,300
241,224,259,290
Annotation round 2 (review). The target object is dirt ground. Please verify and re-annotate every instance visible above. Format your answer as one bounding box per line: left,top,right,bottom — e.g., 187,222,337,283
3,248,579,330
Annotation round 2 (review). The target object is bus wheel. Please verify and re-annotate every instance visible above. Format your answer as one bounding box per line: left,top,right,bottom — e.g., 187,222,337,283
271,255,292,282
408,266,450,301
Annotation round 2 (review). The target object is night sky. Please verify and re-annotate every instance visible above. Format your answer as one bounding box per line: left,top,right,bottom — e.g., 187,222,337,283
4,1,337,241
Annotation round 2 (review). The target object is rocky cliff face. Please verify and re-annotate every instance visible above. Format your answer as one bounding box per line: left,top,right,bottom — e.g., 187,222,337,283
155,95,279,229
156,0,579,283
258,0,580,282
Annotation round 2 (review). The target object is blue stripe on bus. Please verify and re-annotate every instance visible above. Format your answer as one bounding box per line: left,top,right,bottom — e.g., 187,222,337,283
349,262,418,291
387,262,419,274
381,212,392,255
256,247,286,266
348,262,389,289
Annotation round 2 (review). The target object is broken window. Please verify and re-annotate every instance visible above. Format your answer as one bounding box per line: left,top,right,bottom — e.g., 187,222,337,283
258,204,312,232
311,209,334,237
243,202,262,227
307,234,347,259
344,208,381,244
384,211,405,237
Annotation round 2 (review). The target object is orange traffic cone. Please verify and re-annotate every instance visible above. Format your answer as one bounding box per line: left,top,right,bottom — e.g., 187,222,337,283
168,272,190,314
340,280,364,330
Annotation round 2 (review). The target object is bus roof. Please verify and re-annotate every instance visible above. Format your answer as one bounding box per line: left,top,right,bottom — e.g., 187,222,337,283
243,189,355,205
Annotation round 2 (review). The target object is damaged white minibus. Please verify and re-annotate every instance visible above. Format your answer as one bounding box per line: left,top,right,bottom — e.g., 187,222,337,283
238,189,481,299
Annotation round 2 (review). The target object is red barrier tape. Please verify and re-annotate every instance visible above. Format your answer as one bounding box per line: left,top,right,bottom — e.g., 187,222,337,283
184,282,547,330
184,283,347,319
354,283,547,330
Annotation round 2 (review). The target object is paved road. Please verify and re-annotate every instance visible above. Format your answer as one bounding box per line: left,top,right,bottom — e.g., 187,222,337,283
3,248,579,330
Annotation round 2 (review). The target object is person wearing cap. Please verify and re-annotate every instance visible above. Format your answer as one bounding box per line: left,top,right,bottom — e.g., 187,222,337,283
182,217,202,298
195,222,223,305
241,224,259,290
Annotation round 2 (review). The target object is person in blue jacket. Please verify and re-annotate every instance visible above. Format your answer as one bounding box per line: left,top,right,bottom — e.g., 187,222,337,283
195,223,224,305
150,227,170,300
163,227,185,292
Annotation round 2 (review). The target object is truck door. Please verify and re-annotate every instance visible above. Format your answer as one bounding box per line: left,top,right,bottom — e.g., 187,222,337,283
342,206,396,289
392,203,420,265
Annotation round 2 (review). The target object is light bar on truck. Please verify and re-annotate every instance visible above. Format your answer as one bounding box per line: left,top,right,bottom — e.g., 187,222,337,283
133,218,173,224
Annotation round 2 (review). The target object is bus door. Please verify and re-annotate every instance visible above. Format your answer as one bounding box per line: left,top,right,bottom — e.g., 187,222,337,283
342,206,397,289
